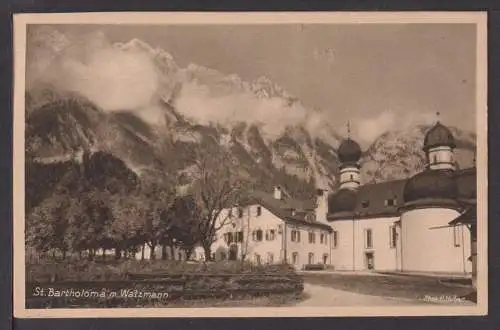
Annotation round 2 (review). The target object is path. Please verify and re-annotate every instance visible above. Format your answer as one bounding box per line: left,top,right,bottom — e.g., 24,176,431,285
297,283,423,306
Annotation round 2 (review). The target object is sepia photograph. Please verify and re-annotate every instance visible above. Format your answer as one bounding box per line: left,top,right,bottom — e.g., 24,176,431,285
12,12,487,318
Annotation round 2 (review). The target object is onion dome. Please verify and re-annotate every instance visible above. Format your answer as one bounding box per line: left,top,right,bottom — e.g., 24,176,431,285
423,122,456,152
338,138,362,164
403,169,458,204
328,188,358,215
455,168,476,202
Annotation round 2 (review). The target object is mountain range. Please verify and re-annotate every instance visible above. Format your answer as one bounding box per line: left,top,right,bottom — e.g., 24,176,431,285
25,33,477,201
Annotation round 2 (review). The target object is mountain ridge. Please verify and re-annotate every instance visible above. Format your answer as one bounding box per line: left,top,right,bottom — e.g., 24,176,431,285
26,32,477,199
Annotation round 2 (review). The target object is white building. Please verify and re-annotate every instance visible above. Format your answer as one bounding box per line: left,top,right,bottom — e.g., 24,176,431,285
327,120,475,275
193,186,333,270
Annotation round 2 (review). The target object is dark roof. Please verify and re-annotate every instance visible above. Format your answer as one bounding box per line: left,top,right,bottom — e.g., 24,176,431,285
455,167,476,203
328,180,406,220
449,205,477,226
328,188,357,214
240,190,332,231
327,167,477,221
338,138,362,164
423,122,456,151
403,169,458,204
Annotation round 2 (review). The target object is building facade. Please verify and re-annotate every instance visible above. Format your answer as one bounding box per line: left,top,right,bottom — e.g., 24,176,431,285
193,186,333,270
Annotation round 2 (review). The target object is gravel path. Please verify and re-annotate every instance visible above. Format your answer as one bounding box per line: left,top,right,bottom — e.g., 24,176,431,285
297,283,424,306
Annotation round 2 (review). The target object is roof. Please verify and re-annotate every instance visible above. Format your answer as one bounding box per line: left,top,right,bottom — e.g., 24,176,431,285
328,179,406,220
338,138,362,164
423,122,456,151
240,190,332,231
403,169,458,204
455,167,476,202
327,168,477,221
449,205,477,226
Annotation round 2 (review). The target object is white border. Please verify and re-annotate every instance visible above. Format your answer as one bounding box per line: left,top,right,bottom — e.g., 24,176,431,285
12,11,488,318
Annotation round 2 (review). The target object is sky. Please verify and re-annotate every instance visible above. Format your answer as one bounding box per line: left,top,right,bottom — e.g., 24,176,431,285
28,23,477,143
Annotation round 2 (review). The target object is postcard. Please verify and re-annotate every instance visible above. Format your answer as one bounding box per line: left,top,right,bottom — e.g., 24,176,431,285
13,11,488,318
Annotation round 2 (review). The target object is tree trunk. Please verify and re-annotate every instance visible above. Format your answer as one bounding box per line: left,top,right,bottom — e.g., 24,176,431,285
141,243,145,260
161,245,167,260
62,249,67,260
102,249,106,261
169,245,175,260
203,244,212,261
149,243,157,260
115,248,121,260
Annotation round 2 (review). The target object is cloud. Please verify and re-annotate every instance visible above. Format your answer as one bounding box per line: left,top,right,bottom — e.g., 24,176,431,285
27,26,335,139
27,26,161,112
174,80,327,139
354,109,436,144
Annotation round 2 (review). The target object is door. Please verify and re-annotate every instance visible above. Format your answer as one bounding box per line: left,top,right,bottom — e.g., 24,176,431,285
365,252,375,270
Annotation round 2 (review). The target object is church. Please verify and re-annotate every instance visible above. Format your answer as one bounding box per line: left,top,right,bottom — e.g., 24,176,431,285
327,119,475,274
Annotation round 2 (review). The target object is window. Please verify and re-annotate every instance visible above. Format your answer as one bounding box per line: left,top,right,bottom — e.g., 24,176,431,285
265,229,276,241
291,229,301,242
306,213,316,222
364,229,373,249
254,253,262,265
453,226,461,247
350,174,354,180
385,199,396,207
308,232,316,244
308,252,314,264
256,206,262,216
322,254,328,264
253,229,263,242
267,252,274,264
238,208,244,218
432,154,437,164
361,200,370,208
389,226,397,248
224,232,234,244
332,231,339,248
292,252,299,265
236,231,243,243
320,233,325,244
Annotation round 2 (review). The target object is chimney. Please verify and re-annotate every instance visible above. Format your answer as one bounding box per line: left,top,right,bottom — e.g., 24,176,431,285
315,188,329,223
274,186,282,200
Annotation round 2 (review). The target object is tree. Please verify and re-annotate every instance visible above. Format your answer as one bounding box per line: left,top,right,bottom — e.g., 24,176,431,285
134,173,177,260
166,194,203,260
108,191,146,259
26,193,70,258
191,146,246,261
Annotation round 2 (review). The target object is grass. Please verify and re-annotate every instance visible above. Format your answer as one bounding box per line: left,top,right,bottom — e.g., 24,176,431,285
302,272,475,302
26,260,304,308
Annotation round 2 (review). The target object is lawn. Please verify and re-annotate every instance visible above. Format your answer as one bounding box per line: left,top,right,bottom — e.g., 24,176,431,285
302,272,475,303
